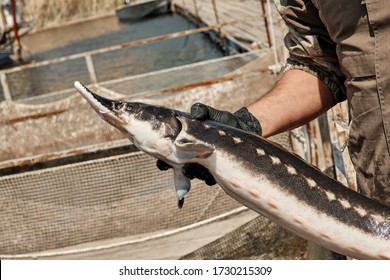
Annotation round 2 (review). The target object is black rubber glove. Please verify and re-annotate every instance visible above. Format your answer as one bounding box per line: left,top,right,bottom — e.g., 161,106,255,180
190,103,262,135
156,103,262,186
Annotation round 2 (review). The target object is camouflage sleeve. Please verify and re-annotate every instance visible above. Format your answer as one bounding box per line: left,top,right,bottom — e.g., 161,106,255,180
275,0,347,103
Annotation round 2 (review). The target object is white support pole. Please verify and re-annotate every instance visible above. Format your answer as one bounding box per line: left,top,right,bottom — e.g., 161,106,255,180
266,0,282,73
1,73,12,102
85,55,98,86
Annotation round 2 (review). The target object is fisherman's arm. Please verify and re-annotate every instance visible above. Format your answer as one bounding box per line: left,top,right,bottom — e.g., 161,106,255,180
252,0,350,135
248,69,335,138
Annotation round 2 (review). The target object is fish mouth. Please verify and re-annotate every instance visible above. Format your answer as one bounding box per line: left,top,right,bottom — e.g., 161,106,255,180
100,110,128,126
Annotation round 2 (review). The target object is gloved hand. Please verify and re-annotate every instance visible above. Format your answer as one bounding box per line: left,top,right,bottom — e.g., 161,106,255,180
156,103,262,186
189,103,262,135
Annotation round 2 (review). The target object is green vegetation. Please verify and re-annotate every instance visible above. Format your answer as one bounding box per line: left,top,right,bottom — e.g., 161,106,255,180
29,0,124,29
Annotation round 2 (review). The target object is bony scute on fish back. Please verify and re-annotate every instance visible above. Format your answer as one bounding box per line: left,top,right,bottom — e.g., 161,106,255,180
75,81,390,259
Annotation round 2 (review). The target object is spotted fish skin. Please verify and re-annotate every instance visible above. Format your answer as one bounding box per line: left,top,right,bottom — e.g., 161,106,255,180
75,81,390,260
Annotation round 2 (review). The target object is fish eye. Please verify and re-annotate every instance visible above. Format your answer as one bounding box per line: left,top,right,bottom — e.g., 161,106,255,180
126,105,133,111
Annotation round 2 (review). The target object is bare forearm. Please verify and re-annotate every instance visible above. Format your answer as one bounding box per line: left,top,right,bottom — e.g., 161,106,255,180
248,69,335,137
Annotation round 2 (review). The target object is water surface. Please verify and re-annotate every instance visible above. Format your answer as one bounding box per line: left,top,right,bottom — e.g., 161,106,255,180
6,13,224,101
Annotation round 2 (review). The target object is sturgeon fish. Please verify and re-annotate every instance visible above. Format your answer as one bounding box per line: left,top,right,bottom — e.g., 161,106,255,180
74,81,390,259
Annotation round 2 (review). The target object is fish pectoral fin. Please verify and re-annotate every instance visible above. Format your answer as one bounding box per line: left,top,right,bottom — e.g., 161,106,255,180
174,138,214,159
173,167,191,209
174,115,214,159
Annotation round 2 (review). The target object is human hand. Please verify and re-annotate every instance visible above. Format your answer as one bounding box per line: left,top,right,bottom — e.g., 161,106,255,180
156,103,262,186
189,103,262,135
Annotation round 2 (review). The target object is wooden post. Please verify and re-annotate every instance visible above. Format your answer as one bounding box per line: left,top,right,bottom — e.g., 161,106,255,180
10,0,23,63
211,0,222,38
260,0,272,47
0,3,7,30
212,0,225,45
192,0,201,26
